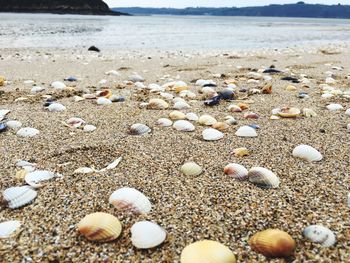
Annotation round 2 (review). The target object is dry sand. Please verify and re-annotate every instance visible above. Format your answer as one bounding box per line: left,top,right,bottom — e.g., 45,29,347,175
0,46,349,262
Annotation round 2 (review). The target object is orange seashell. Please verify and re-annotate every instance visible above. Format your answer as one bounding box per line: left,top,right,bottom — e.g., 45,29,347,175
232,147,250,157
238,103,249,110
262,83,272,94
175,86,189,93
212,122,230,131
249,229,296,258
97,89,113,98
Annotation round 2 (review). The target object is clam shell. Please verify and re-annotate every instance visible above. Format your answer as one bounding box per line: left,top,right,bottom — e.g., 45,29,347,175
232,147,250,157
17,127,40,137
169,110,186,120
202,128,224,141
148,83,164,92
292,144,323,162
224,116,237,125
186,112,199,121
228,104,242,113
345,108,350,116
173,120,195,132
25,170,55,188
302,108,317,117
48,103,66,112
248,167,280,188
97,97,112,105
6,120,22,130
83,125,96,132
109,187,152,214
0,220,21,238
224,163,248,180
303,225,336,247
235,126,257,137
326,103,343,111
198,115,217,126
160,92,174,100
244,112,259,119
212,122,230,131
129,123,151,135
147,99,169,110
277,107,300,118
238,103,249,110
174,101,191,110
78,212,122,242
2,186,37,209
0,109,10,121
249,229,296,258
156,118,173,127
131,221,166,249
180,162,203,176
51,81,66,90
181,240,236,263
96,89,112,98
66,117,85,128
180,90,196,99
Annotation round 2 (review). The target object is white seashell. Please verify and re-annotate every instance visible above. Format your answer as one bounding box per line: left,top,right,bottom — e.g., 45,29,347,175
202,128,224,141
16,160,36,168
129,74,144,82
25,170,55,188
174,101,191,110
303,225,336,247
105,70,120,76
271,108,281,115
201,86,216,95
31,86,45,93
156,118,173,127
66,117,85,128
148,98,169,110
98,79,107,85
23,80,34,85
135,82,146,89
99,157,122,172
345,108,350,116
180,90,196,99
173,120,195,132
247,72,263,80
17,127,40,137
196,79,215,87
109,187,152,214
248,167,280,189
326,104,343,111
347,193,350,208
302,108,317,118
160,92,174,100
0,220,21,238
169,110,186,120
173,97,187,104
129,123,151,135
83,125,96,132
97,97,112,105
6,120,22,130
186,112,199,121
2,186,37,209
0,109,10,121
321,93,334,99
74,167,94,174
180,162,203,176
224,163,248,180
131,221,166,249
48,103,66,112
224,116,237,125
292,144,323,162
51,81,66,90
198,115,217,126
235,126,257,137
326,77,336,84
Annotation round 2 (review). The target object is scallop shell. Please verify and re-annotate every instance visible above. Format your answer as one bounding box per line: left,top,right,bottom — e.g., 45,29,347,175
181,240,236,263
51,81,66,90
277,107,300,118
77,212,122,242
169,110,186,120
303,225,336,247
17,127,40,137
249,229,296,258
0,220,21,238
131,221,166,249
224,163,248,180
25,170,55,188
97,97,112,105
173,120,195,132
292,144,323,162
180,162,203,176
6,120,22,130
2,186,37,209
326,103,343,111
202,128,224,141
48,103,66,112
129,123,151,135
198,115,217,126
174,101,191,110
156,118,173,127
248,167,280,188
235,126,257,137
109,187,152,214
186,112,199,121
147,99,169,110
212,122,230,131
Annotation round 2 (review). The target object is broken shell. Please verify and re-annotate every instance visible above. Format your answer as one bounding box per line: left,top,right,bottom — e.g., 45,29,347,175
131,221,166,249
6,120,22,130
147,99,169,110
212,122,230,131
262,83,272,94
77,212,122,242
238,103,249,110
249,229,296,258
224,163,248,180
109,187,152,214
248,167,280,188
48,103,66,112
186,112,199,121
15,169,28,181
25,170,55,188
181,240,236,263
202,128,224,141
198,115,217,126
97,97,112,105
302,108,317,118
180,162,203,176
244,112,259,119
83,125,96,132
174,101,191,110
51,81,66,90
326,103,343,111
235,126,257,137
169,110,186,120
156,118,173,127
2,186,37,209
129,123,151,135
292,144,323,162
173,120,195,132
0,76,5,86
0,109,10,121
303,225,336,247
74,167,95,174
277,107,300,118
228,104,242,113
17,127,40,137
232,147,250,157
0,220,21,238
83,94,96,99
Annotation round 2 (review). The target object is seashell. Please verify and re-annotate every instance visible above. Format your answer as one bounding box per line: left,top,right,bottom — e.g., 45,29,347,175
271,108,281,115
147,99,169,110
248,167,280,188
83,94,96,99
270,115,280,120
224,116,237,125
97,97,112,105
169,110,186,120
99,79,107,85
173,97,187,104
249,88,261,95
16,160,36,168
249,124,260,130
16,169,28,181
202,128,224,141
78,212,122,242
303,225,336,247
228,104,242,113
105,70,120,76
160,92,174,100
0,76,4,86
232,147,250,157
0,122,7,132
65,76,78,81
157,118,173,127
277,107,300,118
212,122,229,131
174,101,191,110
0,220,21,238
180,90,196,99
2,186,37,209
196,79,216,87
224,163,248,180
321,93,334,99
17,127,39,137
201,86,216,96
173,120,195,132
244,112,259,119
204,95,221,106
302,108,317,118
96,89,112,98
249,229,296,258
74,167,95,174
238,103,249,110
292,144,322,162
347,123,350,133
129,74,144,82
48,103,66,112
235,126,257,137
100,157,122,172
181,240,236,263
51,81,66,90
31,86,45,93
262,83,272,94
6,120,22,130
25,170,55,188
186,112,199,121
286,85,297,91
66,117,85,128
218,89,235,100
0,109,10,121
198,115,217,126
180,162,203,176
131,221,166,249
129,123,151,135
109,187,152,214
345,108,350,116
326,103,343,111
174,85,188,93
83,125,97,132
347,192,350,208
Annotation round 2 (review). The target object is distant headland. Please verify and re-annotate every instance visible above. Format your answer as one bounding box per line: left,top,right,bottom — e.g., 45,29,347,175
113,2,350,19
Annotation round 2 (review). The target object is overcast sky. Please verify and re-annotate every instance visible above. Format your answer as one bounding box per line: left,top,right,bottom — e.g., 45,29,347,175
106,0,350,8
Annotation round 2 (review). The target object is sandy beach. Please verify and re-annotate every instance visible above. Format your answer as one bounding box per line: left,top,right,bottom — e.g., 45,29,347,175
0,46,349,262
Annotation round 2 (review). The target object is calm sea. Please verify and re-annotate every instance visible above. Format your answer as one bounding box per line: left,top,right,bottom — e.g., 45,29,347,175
1,13,350,50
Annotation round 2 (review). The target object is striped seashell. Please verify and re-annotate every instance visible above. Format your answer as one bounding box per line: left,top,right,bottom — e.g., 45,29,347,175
0,220,21,238
173,120,195,132
169,110,186,120
2,186,37,209
186,112,199,121
248,167,280,188
224,163,248,180
292,144,322,162
129,123,151,135
180,162,203,176
147,99,169,110
25,170,55,188
303,225,336,247
174,101,191,110
156,118,173,127
212,122,230,131
131,221,167,249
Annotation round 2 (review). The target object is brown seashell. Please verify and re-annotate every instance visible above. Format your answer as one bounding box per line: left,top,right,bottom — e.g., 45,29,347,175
97,89,112,98
262,83,272,94
244,112,259,119
212,122,230,131
249,229,296,258
238,103,249,110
